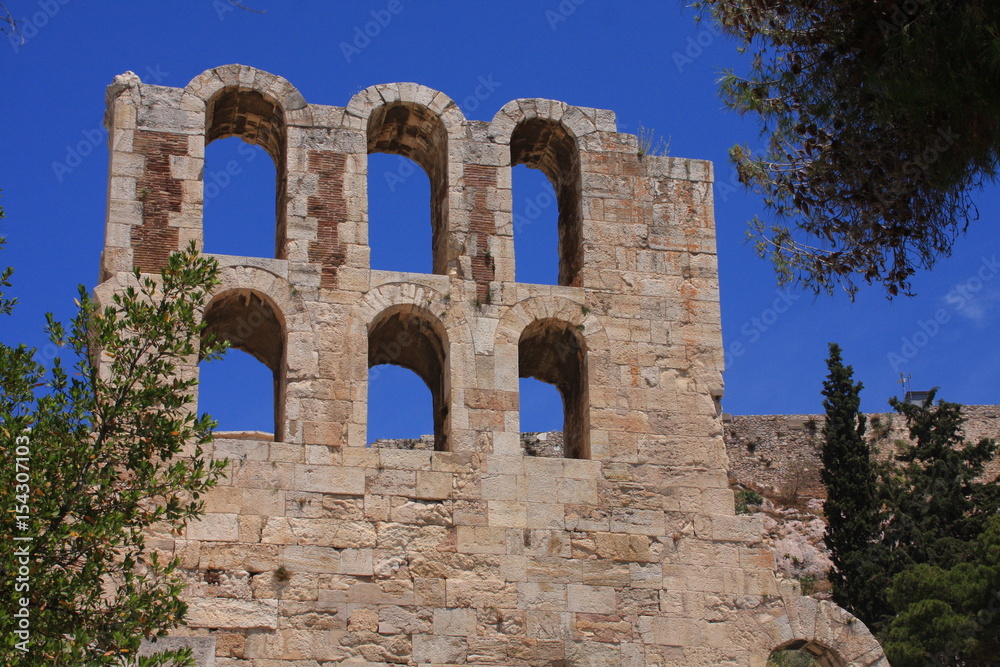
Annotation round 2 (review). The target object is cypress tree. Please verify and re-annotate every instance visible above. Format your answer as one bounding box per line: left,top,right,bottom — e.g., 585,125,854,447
820,343,885,625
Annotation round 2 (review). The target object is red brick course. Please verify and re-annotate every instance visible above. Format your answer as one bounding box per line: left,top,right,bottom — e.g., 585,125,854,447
465,164,497,301
131,130,187,272
307,151,348,289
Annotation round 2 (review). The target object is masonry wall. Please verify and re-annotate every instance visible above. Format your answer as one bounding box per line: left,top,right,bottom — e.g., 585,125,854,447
725,406,1000,498
99,65,888,667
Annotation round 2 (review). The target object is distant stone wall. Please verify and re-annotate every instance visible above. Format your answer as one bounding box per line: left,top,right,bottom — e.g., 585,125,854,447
371,435,436,450
381,406,1000,501
521,431,563,458
378,432,565,458
724,405,1000,498
724,415,827,497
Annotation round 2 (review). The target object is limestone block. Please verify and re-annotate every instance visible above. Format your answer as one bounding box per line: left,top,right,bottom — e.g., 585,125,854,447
518,582,567,611
376,523,450,551
366,469,417,496
711,514,763,544
525,503,565,531
378,605,432,635
109,175,137,201
280,545,342,574
379,448,433,471
416,471,453,500
567,584,617,614
526,610,571,641
186,598,278,630
559,476,598,504
187,513,239,542
487,500,527,528
412,633,468,664
296,464,365,495
594,532,655,563
388,497,452,526
110,151,145,178
139,637,215,666
445,579,518,609
611,507,665,536
433,607,477,637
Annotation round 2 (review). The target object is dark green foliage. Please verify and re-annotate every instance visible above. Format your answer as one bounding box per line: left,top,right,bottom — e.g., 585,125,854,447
691,0,1000,297
876,392,1000,665
882,392,999,572
767,648,821,666
819,343,885,624
815,346,1000,662
0,238,228,666
735,488,763,514
881,516,1000,666
797,574,815,597
0,201,14,317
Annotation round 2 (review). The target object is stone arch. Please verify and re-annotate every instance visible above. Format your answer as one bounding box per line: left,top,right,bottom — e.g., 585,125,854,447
770,639,847,667
346,84,466,276
182,65,310,125
351,282,470,452
210,265,311,334
345,83,466,141
350,282,468,344
488,98,602,146
489,101,587,286
751,597,888,667
183,66,310,260
199,266,312,442
495,295,607,350
519,318,590,458
367,304,450,451
496,296,606,459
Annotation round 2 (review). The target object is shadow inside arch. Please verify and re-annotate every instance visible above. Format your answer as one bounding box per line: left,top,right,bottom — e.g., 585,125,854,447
769,640,847,667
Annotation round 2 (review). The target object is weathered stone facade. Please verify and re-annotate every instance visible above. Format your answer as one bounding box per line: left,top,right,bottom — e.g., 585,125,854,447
99,65,888,666
725,406,1000,499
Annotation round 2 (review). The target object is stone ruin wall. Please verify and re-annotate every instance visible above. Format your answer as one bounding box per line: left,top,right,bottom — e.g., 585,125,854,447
98,65,889,666
724,406,1000,499
391,404,1000,500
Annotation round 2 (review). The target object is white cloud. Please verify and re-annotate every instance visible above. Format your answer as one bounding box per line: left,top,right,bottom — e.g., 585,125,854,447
953,285,1000,324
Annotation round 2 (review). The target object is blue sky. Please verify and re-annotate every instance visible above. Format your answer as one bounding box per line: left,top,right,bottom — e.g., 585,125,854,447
1,1,998,439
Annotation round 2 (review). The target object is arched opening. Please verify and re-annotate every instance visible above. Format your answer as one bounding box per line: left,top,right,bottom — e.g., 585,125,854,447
368,365,435,448
768,641,846,667
367,305,449,451
518,318,589,459
519,377,564,458
203,87,287,258
203,138,276,258
199,349,274,436
200,289,285,440
367,102,449,275
509,119,583,286
511,164,559,285
367,152,433,274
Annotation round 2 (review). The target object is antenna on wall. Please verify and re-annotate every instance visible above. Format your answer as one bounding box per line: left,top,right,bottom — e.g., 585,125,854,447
897,372,911,396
